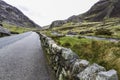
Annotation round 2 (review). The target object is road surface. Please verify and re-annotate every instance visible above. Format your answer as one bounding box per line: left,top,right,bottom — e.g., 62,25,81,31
0,32,54,80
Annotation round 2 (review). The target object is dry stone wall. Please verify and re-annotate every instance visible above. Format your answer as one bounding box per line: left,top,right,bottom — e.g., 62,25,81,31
39,33,118,80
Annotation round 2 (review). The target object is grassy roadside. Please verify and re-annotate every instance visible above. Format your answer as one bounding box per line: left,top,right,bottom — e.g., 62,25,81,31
41,18,120,78
51,36,120,78
2,22,37,34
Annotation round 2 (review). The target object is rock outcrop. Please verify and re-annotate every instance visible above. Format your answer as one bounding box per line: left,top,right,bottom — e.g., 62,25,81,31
50,15,82,28
50,20,66,28
0,0,40,28
67,15,82,23
0,24,10,37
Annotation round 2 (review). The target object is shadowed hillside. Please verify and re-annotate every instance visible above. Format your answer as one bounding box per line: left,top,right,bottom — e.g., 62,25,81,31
0,0,41,28
81,0,120,21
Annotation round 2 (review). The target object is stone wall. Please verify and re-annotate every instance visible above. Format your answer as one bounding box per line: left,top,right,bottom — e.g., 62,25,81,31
39,33,118,80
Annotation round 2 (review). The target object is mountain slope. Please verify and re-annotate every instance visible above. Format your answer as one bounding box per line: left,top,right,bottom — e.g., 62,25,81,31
0,0,40,28
49,15,82,28
80,0,120,21
49,0,120,28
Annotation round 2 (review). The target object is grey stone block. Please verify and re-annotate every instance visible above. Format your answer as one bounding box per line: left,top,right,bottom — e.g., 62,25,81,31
77,63,106,80
72,59,89,74
96,69,118,80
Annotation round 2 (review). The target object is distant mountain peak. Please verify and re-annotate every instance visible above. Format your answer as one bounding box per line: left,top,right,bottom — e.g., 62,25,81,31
0,0,41,28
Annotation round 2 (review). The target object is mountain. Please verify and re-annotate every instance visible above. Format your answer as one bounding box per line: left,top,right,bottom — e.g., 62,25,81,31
80,0,120,21
49,0,120,28
50,15,82,28
0,0,40,28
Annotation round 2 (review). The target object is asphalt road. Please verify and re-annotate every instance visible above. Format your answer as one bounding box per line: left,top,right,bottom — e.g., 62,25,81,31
0,32,54,80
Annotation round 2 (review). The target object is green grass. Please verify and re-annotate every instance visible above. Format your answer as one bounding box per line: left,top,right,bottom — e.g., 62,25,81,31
56,36,90,46
2,22,36,34
41,18,120,39
52,36,120,78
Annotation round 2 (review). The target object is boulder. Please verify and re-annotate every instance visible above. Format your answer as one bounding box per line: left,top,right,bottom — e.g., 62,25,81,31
77,63,106,80
72,59,89,74
61,48,79,60
0,25,11,36
96,69,118,80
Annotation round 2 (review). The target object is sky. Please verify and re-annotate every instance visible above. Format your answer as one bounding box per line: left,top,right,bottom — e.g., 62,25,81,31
3,0,99,26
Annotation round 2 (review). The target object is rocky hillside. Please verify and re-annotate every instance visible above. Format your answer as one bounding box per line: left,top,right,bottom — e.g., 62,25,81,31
49,15,82,28
81,0,120,21
49,0,120,28
0,0,40,28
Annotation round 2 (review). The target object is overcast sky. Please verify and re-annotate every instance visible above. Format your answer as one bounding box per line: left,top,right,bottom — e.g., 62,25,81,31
3,0,99,26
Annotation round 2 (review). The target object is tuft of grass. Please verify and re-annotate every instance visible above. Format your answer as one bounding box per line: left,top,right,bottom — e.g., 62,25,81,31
95,28,113,35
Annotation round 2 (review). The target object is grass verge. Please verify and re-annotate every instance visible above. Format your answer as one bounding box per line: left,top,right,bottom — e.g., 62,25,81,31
2,22,36,34
52,36,120,78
